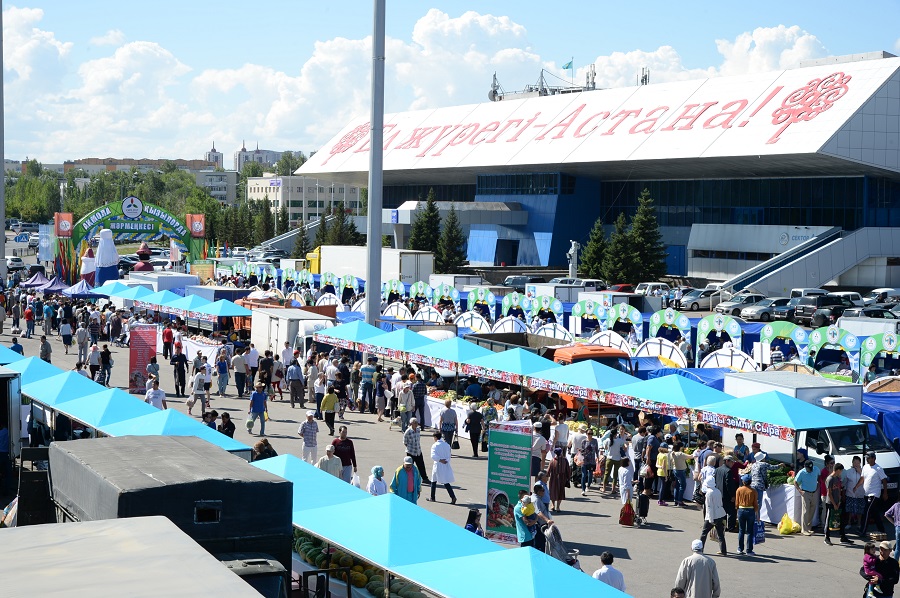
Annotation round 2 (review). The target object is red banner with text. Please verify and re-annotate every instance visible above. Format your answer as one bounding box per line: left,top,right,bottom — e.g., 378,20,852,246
129,325,157,394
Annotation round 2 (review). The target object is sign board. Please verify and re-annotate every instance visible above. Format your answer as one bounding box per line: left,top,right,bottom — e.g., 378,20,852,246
485,420,533,545
129,325,157,394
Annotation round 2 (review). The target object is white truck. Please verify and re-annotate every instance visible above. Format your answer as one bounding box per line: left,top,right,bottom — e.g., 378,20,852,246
250,308,335,359
835,316,900,338
319,245,434,284
722,371,900,493
429,273,483,290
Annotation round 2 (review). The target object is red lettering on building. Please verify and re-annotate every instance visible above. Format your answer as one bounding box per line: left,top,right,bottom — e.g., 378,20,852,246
768,74,850,144
382,124,402,150
629,106,670,134
536,105,584,140
573,112,610,138
432,123,480,156
601,109,642,136
395,126,441,150
469,121,500,145
322,123,369,164
702,100,748,129
660,102,718,131
416,124,462,157
354,124,398,153
486,119,523,143
508,113,541,142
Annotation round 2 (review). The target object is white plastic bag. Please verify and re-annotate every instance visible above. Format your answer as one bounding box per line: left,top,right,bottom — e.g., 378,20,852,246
350,473,361,488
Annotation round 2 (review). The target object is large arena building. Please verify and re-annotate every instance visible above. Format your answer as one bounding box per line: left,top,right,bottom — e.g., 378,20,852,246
299,52,900,292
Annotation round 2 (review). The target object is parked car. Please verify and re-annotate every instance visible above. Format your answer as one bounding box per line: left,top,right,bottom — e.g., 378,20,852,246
666,286,694,306
831,291,865,307
607,284,635,293
773,297,802,323
715,293,766,316
840,307,900,320
503,275,546,293
795,294,854,327
865,288,900,305
635,282,671,296
27,233,40,248
16,222,39,233
680,288,718,311
5,256,24,271
231,246,248,258
6,218,20,230
740,297,790,322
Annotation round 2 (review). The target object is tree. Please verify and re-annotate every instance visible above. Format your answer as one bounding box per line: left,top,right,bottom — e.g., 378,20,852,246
237,161,264,203
580,215,608,280
292,226,312,259
255,196,275,242
601,212,639,284
435,203,466,273
629,188,668,281
274,151,306,176
326,206,364,246
313,210,330,249
277,204,289,236
406,188,440,252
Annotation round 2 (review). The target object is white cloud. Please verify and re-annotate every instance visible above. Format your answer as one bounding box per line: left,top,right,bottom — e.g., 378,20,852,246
2,9,833,167
89,29,125,47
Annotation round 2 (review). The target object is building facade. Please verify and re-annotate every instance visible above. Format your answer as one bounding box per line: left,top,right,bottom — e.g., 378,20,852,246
195,170,238,206
205,143,223,169
246,175,361,228
233,143,302,172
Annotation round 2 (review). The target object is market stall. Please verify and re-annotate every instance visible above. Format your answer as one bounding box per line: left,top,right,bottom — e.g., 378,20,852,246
525,360,635,413
357,328,433,360
461,347,559,386
313,320,385,351
4,356,63,385
603,374,731,420
54,388,157,430
102,409,250,458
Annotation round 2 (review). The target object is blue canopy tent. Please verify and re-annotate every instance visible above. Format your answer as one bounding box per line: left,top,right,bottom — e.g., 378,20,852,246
54,388,157,429
863,393,900,443
162,294,212,313
357,328,433,359
631,356,670,380
648,367,733,391
22,371,106,408
461,348,560,386
101,409,250,456
62,279,100,299
392,547,630,598
4,357,64,385
110,285,153,301
252,454,371,512
292,493,502,569
194,299,253,317
526,360,636,403
0,344,25,366
335,311,365,323
91,281,129,297
313,320,384,351
37,276,70,294
406,337,493,371
141,289,181,309
604,374,732,420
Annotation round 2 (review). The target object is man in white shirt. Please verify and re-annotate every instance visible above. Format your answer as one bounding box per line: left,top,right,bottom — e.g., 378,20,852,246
145,380,167,410
245,343,260,385
856,451,889,535
390,367,402,390
281,341,294,368
531,424,548,484
326,359,340,386
592,552,626,592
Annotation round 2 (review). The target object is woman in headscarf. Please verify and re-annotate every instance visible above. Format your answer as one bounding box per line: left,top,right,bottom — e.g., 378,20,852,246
547,447,571,512
367,465,388,496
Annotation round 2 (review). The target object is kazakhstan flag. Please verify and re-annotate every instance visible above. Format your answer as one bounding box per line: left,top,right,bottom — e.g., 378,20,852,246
562,60,573,70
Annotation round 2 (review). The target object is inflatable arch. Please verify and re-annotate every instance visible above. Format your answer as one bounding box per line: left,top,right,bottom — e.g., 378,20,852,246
492,316,529,334
634,337,688,368
608,302,644,344
531,295,564,324
807,325,861,374
409,281,434,304
465,287,497,320
860,332,900,375
382,279,404,303
501,292,529,319
760,321,809,362
588,330,632,355
570,299,611,336
454,310,490,333
649,308,691,341
434,283,460,308
696,314,743,356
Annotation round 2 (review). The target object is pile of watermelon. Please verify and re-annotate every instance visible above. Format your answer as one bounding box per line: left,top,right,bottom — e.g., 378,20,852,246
292,529,427,597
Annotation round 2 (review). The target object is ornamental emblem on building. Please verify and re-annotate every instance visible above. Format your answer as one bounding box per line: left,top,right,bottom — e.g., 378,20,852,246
323,123,370,164
768,72,851,144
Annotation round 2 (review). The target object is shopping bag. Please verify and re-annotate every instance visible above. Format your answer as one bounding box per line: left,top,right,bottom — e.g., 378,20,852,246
619,501,635,526
264,411,270,422
350,473,360,488
754,519,766,544
778,513,795,535
828,507,843,531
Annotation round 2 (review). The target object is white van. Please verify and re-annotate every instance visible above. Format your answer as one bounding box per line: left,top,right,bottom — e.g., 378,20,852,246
864,288,900,305
635,282,670,296
832,291,865,307
790,288,828,299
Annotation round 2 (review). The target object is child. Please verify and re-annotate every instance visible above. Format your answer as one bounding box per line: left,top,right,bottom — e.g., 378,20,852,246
863,541,883,594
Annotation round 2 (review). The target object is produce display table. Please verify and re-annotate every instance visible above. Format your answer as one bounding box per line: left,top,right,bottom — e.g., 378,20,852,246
424,396,468,434
291,554,369,598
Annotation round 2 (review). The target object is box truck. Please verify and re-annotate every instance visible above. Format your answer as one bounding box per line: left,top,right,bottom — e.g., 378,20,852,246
317,245,434,284
430,273,484,290
835,316,900,338
250,307,335,358
721,371,900,493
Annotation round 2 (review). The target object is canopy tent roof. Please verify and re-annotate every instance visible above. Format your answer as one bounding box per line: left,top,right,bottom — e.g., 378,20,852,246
55,388,157,429
526,360,635,400
22,371,106,407
699,390,862,438
18,271,51,289
193,299,252,317
3,357,64,385
292,493,502,569
863,392,900,442
162,294,212,312
393,547,629,598
252,454,371,512
605,374,732,417
358,328,433,356
91,280,129,296
140,289,181,307
37,276,70,294
406,336,493,370
461,348,560,385
0,344,25,366
101,409,249,453
110,285,152,301
648,367,734,392
313,320,384,350
62,279,100,299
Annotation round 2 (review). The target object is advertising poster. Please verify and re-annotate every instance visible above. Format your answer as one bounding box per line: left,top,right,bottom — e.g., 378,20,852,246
54,212,73,238
484,420,533,545
129,325,157,394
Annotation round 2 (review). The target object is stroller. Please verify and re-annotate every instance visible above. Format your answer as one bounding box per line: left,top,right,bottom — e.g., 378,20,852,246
543,523,582,571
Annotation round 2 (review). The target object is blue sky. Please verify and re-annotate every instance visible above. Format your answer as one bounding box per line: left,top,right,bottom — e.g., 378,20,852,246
5,1,899,168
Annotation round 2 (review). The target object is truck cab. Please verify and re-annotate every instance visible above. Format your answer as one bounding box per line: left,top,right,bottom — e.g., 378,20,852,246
550,344,633,375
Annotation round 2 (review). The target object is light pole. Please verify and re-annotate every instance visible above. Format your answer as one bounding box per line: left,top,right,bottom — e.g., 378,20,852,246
364,0,385,325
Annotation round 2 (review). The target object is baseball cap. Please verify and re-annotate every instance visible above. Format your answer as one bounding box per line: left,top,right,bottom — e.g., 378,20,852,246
691,539,704,551
534,422,542,429
867,451,877,459
741,474,751,483
325,445,335,452
880,541,893,551
403,456,413,465
804,460,814,469
664,434,673,441
306,410,315,417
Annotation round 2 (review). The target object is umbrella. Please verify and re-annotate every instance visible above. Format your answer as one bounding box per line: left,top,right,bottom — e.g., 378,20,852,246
111,285,152,301
54,388,157,429
0,344,25,366
313,320,384,350
19,272,52,289
62,279,100,299
460,348,560,386
101,409,249,453
92,281,129,297
252,455,371,512
4,357,64,385
291,494,502,569
37,276,70,294
21,371,106,407
193,299,252,317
